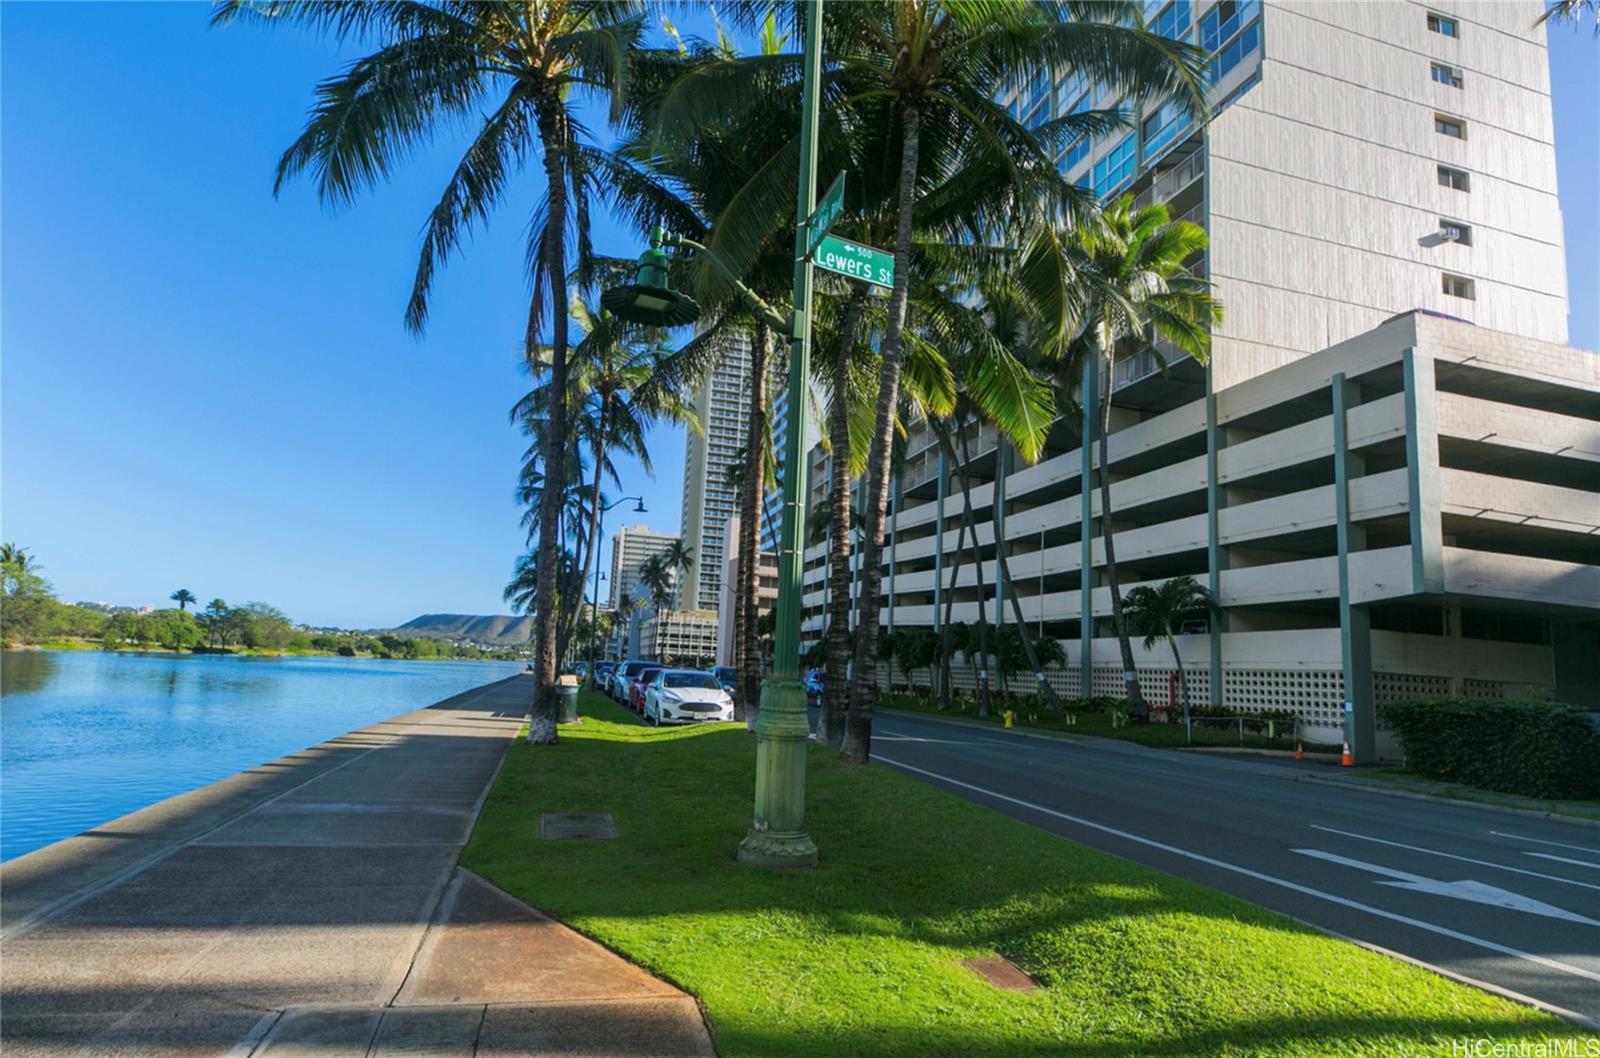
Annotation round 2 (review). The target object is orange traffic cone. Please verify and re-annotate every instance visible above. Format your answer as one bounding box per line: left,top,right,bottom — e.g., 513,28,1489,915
1340,740,1355,767
1294,742,1304,762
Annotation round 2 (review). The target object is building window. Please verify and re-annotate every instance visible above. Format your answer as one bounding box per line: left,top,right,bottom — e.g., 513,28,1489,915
1141,98,1192,160
1437,164,1470,191
1430,62,1463,88
1442,274,1475,299
1060,135,1091,175
1208,16,1261,85
1427,12,1459,37
1434,115,1466,139
1151,0,1192,40
1439,219,1472,245
1093,133,1138,198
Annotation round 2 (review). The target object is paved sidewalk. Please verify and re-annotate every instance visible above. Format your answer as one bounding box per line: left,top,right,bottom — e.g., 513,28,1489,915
1,675,717,1058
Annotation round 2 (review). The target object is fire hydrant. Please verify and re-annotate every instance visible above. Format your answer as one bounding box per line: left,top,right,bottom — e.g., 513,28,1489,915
1003,709,1016,729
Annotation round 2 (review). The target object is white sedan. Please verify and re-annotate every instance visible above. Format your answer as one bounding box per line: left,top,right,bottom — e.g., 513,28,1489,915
644,669,735,725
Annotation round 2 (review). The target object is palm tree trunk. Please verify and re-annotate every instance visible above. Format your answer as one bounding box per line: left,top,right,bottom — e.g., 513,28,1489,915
580,418,609,680
735,323,770,722
821,287,869,748
529,105,569,746
1167,632,1187,726
937,495,969,711
843,104,923,765
954,426,994,718
1097,350,1148,717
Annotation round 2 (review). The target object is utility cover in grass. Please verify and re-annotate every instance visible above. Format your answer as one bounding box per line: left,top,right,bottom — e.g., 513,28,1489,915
962,956,1037,993
538,812,618,839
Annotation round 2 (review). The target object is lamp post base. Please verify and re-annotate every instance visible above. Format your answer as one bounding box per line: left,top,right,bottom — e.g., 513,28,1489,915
736,674,817,868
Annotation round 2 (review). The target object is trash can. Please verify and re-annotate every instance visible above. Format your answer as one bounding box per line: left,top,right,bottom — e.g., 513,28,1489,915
555,677,580,724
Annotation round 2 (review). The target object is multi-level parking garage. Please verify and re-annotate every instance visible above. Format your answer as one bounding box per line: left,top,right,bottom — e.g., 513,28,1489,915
800,313,1599,760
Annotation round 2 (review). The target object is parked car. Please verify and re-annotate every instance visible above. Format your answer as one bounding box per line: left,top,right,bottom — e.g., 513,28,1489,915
645,670,735,725
593,661,617,690
610,660,652,702
709,666,737,694
629,667,663,712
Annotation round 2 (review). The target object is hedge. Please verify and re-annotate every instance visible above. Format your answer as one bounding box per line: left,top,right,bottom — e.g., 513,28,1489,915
1379,696,1600,800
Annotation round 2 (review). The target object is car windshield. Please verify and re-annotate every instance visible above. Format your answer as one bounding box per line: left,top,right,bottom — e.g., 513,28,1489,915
664,673,720,690
638,670,661,682
710,668,734,679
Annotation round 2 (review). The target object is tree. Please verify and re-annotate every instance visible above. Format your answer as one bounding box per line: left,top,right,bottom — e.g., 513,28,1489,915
170,588,197,612
836,0,1210,764
636,554,674,662
1122,575,1217,726
1536,0,1599,32
1055,195,1221,718
1,544,55,644
220,0,648,746
201,598,229,650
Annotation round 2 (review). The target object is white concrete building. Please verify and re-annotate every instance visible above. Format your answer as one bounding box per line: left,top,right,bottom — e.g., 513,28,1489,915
793,2,1593,759
680,334,755,612
715,516,779,668
638,610,720,668
608,525,678,610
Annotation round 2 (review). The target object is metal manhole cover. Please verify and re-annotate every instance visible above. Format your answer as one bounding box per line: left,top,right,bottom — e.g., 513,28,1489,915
537,812,618,839
962,956,1037,993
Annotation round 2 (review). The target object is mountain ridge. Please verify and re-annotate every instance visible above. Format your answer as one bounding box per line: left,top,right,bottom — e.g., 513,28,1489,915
393,613,534,645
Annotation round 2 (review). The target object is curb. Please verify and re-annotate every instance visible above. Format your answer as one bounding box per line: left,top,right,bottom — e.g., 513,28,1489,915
1295,774,1600,830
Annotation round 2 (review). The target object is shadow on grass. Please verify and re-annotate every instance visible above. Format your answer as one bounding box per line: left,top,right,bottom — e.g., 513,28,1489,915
462,693,1580,1058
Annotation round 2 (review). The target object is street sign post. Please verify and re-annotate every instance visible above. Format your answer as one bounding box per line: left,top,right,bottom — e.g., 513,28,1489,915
812,234,894,289
803,171,846,257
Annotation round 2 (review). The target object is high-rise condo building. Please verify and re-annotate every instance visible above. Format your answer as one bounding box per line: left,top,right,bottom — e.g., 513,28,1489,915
680,333,755,612
608,524,679,610
799,1,1594,759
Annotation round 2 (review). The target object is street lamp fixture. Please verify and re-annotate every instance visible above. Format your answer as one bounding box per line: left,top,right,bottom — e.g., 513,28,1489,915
601,232,702,327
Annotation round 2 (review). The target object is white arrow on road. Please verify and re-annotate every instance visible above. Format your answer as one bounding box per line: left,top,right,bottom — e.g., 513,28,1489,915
1293,848,1600,927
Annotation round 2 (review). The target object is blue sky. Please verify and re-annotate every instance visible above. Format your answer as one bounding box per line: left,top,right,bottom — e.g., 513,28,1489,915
2,4,1595,629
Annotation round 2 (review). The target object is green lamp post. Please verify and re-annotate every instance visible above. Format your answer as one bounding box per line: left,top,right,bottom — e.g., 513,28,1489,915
605,0,825,868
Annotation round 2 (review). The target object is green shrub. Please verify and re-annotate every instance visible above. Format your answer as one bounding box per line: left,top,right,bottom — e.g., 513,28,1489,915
1380,696,1600,800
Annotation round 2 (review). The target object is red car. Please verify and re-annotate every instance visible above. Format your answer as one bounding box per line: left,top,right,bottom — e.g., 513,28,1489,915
629,667,662,712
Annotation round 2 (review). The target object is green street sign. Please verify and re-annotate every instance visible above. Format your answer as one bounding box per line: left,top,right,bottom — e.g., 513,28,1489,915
804,171,847,257
812,234,894,289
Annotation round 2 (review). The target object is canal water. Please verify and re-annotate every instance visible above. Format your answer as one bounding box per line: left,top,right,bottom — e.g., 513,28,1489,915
0,650,526,862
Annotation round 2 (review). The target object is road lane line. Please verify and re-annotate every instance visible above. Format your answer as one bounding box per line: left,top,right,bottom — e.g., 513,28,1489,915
1491,832,1600,856
1292,848,1600,927
1310,824,1600,892
873,753,1600,985
1527,852,1600,871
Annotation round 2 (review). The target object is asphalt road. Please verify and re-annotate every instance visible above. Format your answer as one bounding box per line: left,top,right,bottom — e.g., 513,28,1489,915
850,710,1600,1027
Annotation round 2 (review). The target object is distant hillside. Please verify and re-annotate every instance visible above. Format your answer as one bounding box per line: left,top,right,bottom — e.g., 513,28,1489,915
393,614,535,645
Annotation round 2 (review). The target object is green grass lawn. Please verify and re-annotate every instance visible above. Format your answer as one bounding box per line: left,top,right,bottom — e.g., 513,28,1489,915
463,691,1583,1058
878,692,1338,752
1344,768,1600,822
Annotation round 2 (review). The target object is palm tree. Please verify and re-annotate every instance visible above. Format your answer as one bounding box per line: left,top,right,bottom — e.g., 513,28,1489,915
1122,575,1217,726
219,0,648,746
828,0,1210,764
1056,195,1221,718
636,554,674,662
1,543,40,597
514,289,696,675
1536,0,1599,32
170,589,197,613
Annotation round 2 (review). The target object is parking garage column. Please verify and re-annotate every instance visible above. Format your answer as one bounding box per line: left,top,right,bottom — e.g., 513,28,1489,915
1205,364,1229,708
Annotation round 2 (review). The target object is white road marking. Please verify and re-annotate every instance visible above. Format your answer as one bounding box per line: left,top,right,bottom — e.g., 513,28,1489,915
1491,832,1600,856
1310,824,1600,892
873,752,1600,984
1292,848,1600,928
1527,852,1600,871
